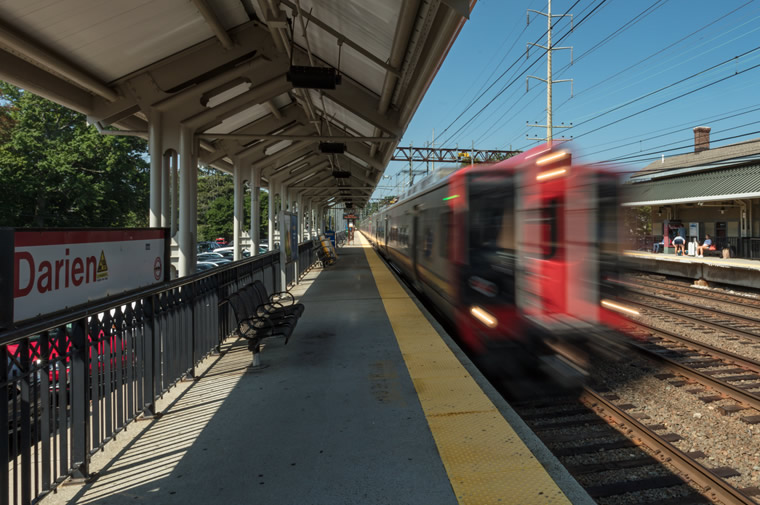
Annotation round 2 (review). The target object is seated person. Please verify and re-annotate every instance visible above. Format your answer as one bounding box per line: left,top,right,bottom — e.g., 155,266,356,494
672,234,685,255
696,234,713,257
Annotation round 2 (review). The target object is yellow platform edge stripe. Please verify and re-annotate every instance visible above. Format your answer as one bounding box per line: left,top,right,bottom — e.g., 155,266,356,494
359,234,571,505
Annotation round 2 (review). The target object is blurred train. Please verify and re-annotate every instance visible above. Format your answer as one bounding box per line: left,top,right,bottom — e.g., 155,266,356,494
361,144,635,387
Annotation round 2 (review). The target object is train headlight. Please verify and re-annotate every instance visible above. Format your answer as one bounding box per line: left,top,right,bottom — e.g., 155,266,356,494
601,299,640,316
470,306,498,328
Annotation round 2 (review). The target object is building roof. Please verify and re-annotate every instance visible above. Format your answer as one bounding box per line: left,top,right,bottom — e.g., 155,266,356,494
623,163,760,206
631,137,760,182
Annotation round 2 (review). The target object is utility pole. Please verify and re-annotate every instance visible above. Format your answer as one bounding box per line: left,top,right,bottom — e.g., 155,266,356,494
526,0,573,145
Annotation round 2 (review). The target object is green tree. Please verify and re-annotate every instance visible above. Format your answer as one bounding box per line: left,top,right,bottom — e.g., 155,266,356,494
196,168,269,242
0,82,149,227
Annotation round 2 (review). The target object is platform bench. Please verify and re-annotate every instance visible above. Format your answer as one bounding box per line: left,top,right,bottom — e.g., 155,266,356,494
221,281,304,368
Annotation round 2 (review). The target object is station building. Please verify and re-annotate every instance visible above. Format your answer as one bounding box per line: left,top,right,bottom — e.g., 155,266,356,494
624,126,760,258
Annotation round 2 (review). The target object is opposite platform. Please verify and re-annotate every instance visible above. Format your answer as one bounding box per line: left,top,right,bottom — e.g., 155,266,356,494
624,250,760,288
42,235,593,505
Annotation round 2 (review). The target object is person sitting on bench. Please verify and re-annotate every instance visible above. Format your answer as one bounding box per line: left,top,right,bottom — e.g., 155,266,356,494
672,234,686,256
696,234,713,258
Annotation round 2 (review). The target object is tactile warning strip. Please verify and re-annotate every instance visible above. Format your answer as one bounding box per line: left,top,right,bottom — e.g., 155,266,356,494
361,235,571,504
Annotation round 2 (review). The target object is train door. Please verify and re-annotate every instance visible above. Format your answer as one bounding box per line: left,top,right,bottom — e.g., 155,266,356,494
459,172,518,347
518,166,567,321
411,207,421,284
383,215,389,250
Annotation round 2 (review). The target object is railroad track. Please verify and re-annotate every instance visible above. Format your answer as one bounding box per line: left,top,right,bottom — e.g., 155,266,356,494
620,291,760,342
625,276,760,311
514,386,758,504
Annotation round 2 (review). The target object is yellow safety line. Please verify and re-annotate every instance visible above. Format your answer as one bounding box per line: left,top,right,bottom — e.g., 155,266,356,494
359,234,571,504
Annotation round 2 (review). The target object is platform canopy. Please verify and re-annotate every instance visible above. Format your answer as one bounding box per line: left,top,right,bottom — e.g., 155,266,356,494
0,0,474,208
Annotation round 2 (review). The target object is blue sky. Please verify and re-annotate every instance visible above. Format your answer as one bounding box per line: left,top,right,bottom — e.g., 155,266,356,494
373,0,760,200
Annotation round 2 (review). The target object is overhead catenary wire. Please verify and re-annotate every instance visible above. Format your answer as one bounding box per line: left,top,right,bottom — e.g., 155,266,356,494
438,0,607,148
512,1,760,152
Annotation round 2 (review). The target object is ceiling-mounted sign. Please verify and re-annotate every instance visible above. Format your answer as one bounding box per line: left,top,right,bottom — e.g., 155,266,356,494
1,228,169,326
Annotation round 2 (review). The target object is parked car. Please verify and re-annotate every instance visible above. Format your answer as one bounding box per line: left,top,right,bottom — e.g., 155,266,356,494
197,241,221,253
196,261,216,272
215,238,228,246
197,252,232,266
214,247,250,258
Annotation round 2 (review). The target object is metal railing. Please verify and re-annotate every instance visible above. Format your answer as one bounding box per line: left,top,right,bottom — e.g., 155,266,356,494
2,245,317,505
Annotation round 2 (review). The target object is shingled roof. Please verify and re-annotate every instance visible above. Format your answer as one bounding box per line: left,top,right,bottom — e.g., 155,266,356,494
630,137,760,182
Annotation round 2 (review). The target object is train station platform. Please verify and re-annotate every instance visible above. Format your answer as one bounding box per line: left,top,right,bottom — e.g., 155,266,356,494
624,250,760,288
42,234,593,505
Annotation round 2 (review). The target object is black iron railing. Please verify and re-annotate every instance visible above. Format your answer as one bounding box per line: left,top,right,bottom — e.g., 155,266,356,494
2,244,317,505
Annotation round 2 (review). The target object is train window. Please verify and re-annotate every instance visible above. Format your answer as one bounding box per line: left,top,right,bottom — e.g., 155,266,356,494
597,176,619,256
540,199,559,259
468,175,515,253
439,211,451,258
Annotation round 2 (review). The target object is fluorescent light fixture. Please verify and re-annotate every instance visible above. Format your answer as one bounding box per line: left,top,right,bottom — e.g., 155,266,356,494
536,168,567,181
265,140,293,156
470,306,498,328
535,150,568,165
601,299,640,316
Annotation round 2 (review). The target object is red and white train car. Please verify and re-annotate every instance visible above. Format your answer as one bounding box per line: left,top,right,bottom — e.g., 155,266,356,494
362,144,634,384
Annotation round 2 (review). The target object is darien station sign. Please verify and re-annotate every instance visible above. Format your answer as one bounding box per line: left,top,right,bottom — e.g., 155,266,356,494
0,228,169,327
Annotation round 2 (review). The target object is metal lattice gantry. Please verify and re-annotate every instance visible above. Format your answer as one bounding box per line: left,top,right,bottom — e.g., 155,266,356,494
391,146,520,163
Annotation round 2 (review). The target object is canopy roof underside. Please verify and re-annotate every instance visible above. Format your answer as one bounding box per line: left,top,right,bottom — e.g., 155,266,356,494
0,0,474,207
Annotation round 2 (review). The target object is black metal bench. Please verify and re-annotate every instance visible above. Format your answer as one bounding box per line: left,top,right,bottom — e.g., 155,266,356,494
223,282,303,369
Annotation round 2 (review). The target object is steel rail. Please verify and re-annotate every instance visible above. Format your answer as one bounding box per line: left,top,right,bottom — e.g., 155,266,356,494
626,338,760,411
581,388,756,505
626,290,760,328
619,277,760,311
630,320,760,374
621,296,760,342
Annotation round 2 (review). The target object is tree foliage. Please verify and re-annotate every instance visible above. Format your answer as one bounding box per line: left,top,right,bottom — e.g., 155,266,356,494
0,82,149,227
196,168,269,242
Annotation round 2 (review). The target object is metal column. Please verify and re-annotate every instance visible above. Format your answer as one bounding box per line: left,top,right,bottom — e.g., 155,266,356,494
233,160,243,261
178,126,194,277
162,150,171,228
149,109,163,227
250,166,260,256
171,150,179,237
279,182,288,290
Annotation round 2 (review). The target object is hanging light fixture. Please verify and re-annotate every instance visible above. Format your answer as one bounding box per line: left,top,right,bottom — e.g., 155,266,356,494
720,206,725,214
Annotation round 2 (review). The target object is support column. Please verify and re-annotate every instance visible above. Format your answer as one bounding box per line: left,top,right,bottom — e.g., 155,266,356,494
268,181,276,252
149,109,162,228
178,126,194,277
233,160,243,261
250,166,261,256
297,193,304,242
161,150,171,228
190,142,198,272
279,182,288,290
171,151,179,237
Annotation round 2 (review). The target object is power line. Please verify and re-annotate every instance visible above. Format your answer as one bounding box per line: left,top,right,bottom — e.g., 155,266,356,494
439,0,605,147
572,59,760,140
435,0,586,144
